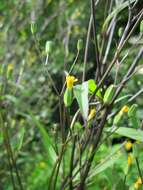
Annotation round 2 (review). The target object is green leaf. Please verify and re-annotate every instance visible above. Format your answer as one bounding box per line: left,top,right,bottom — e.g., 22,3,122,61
133,143,140,157
88,143,124,179
103,84,116,104
115,178,129,190
140,20,143,33
106,127,143,142
130,116,139,128
74,82,89,119
88,79,97,93
113,112,123,125
88,79,102,98
128,104,138,117
16,127,25,152
29,112,57,164
74,122,82,132
64,88,73,107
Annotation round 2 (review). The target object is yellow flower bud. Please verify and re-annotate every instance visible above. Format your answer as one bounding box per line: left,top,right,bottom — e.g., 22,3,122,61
137,177,142,185
127,153,133,166
88,108,96,121
7,64,14,73
125,141,133,151
120,105,129,113
134,182,139,189
39,161,46,169
134,177,143,189
66,75,78,89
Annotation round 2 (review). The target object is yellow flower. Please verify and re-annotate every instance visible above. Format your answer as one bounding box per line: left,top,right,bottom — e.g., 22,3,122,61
88,108,96,121
134,182,140,189
7,63,14,73
127,153,133,166
120,105,129,113
125,141,133,151
39,161,46,169
66,75,78,89
137,177,142,185
134,177,143,189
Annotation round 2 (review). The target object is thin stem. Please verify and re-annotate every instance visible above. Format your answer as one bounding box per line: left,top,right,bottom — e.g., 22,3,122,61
82,15,92,82
32,34,59,96
102,16,116,64
91,0,101,81
91,9,143,99
135,158,143,184
1,114,17,190
0,113,24,190
69,135,76,190
78,107,109,189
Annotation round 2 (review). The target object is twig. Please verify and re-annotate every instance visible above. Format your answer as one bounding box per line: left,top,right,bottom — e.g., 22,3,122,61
82,15,92,82
91,0,101,81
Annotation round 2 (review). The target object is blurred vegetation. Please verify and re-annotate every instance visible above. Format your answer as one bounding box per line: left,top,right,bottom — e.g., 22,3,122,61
0,0,143,190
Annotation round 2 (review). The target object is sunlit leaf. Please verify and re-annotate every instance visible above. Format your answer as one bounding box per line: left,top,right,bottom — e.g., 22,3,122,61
105,127,143,142
74,82,89,119
29,112,57,164
88,79,102,98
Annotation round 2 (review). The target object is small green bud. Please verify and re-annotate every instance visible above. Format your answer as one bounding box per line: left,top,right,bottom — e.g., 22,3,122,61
118,27,124,37
113,112,123,125
45,41,53,55
64,88,73,107
31,22,37,34
77,39,83,51
103,84,116,104
128,104,138,117
140,20,143,33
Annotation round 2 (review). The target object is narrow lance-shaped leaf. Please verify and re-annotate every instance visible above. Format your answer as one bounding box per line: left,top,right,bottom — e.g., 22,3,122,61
74,82,89,120
29,112,57,164
105,127,143,142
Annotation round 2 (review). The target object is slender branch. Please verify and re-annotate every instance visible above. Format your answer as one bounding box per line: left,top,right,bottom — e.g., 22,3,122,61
0,113,24,190
78,107,109,189
82,15,92,82
91,0,101,81
102,16,116,64
91,9,143,99
69,135,76,190
32,34,60,96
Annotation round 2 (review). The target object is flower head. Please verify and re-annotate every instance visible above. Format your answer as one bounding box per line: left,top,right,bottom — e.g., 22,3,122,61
66,75,78,89
127,153,133,166
120,105,129,113
137,177,142,185
7,64,14,73
88,108,96,121
134,182,139,189
125,141,133,151
39,161,46,169
134,177,143,189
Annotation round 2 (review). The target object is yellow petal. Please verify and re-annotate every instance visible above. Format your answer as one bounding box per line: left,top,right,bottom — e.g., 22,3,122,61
66,75,78,89
120,105,129,113
88,108,96,121
125,141,133,151
127,153,133,166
